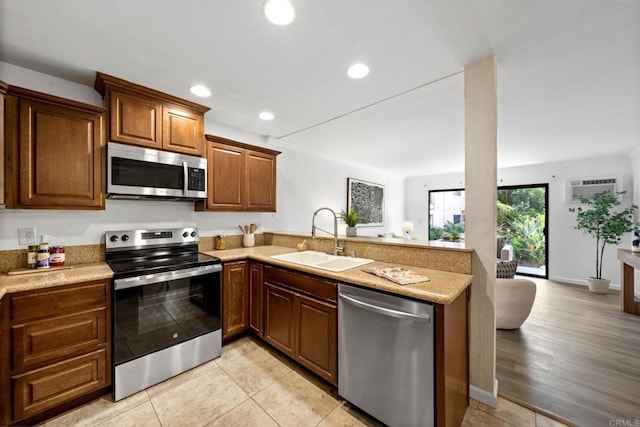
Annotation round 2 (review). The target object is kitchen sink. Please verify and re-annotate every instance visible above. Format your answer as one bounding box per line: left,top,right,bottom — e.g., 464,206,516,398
270,250,374,272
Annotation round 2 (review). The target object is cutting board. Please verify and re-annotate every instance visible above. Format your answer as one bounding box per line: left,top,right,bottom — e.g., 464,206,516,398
7,265,74,276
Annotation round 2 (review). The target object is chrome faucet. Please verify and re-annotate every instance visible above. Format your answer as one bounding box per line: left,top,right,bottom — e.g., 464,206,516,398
311,207,343,255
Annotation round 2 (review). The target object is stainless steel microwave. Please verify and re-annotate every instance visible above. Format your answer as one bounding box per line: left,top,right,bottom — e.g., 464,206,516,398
107,142,207,200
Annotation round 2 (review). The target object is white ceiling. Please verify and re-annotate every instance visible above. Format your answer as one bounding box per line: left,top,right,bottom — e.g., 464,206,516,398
1,0,638,177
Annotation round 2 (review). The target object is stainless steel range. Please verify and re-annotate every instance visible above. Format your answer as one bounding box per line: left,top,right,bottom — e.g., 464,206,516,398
105,227,222,401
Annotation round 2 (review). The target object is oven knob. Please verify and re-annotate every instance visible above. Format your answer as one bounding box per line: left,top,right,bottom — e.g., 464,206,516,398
183,231,189,238
191,231,197,237
109,235,118,243
121,234,129,242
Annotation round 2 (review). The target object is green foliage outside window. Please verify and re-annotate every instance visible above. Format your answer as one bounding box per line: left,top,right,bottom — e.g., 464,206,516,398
497,188,546,267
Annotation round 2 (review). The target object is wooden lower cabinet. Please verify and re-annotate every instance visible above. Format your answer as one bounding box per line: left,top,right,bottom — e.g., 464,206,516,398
263,283,296,356
295,294,337,384
0,280,111,426
222,261,249,340
248,262,264,336
228,260,468,425
262,265,338,385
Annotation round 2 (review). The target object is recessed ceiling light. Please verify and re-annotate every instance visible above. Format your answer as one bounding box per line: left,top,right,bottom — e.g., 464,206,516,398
189,85,211,97
263,0,295,26
259,111,275,121
347,63,370,79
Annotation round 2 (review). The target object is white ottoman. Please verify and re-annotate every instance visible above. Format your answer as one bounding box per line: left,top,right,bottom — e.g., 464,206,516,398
496,278,537,329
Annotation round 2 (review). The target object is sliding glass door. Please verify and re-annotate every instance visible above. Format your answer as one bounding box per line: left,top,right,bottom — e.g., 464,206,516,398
497,184,548,278
428,184,549,278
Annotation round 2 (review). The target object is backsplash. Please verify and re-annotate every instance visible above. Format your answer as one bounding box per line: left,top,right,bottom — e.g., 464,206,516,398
0,244,105,273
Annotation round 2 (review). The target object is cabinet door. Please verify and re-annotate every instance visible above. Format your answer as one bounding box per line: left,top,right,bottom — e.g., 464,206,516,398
206,142,245,210
16,98,104,209
295,294,337,385
162,106,204,156
245,149,277,212
248,262,264,336
263,283,296,356
222,261,249,340
109,89,162,149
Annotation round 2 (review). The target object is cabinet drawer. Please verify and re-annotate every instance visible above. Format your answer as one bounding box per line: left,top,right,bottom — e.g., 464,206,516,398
10,281,108,323
12,308,107,371
12,349,107,421
264,265,337,303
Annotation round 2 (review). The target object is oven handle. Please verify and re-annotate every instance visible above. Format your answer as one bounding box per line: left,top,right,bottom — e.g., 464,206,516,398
114,263,222,290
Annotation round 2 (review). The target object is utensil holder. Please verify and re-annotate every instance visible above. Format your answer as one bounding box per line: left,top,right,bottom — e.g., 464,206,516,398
242,233,255,248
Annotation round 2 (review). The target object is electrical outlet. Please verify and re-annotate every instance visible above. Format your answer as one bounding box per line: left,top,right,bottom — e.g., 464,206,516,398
18,227,37,245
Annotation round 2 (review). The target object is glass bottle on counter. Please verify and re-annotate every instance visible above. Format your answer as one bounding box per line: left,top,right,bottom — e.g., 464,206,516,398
36,235,50,269
27,245,39,269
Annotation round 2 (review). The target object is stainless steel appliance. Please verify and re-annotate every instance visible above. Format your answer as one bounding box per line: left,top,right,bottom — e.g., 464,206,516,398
107,142,207,200
106,227,222,401
338,283,435,426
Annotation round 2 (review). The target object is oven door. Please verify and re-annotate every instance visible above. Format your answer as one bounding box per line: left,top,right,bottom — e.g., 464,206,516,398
113,264,221,400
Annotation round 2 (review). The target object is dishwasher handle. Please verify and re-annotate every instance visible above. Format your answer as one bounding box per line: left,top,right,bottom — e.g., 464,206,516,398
339,293,431,323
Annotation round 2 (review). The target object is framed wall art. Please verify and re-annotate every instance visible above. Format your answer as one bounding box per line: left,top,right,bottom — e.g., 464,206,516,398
347,178,384,226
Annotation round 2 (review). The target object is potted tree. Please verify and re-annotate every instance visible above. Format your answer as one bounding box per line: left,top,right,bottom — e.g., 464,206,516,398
569,191,638,293
339,206,362,237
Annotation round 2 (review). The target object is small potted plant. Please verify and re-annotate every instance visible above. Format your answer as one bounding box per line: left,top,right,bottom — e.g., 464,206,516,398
339,206,362,237
569,191,638,293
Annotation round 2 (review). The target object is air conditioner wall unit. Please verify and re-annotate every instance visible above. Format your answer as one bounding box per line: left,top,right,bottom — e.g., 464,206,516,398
566,177,621,203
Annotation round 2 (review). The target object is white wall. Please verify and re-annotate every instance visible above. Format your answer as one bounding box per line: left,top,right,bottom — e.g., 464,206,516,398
0,62,404,250
405,155,634,286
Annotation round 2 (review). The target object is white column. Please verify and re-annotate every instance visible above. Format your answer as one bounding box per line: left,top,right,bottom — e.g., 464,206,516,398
464,56,498,407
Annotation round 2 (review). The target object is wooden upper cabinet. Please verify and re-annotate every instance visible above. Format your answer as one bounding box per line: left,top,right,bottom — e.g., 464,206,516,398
109,89,162,148
208,141,245,210
94,72,209,156
196,134,280,212
4,86,105,210
246,149,277,211
163,105,204,155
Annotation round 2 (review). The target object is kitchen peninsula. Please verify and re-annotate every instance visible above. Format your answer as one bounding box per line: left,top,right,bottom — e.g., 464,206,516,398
204,231,473,427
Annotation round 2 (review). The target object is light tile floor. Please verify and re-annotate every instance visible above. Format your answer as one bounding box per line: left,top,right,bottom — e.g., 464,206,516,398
40,336,569,427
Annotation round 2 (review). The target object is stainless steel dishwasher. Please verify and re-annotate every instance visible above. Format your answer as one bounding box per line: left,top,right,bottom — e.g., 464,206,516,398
338,283,434,427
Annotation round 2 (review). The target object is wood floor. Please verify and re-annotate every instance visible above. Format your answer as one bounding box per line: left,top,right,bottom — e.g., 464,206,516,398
497,277,640,427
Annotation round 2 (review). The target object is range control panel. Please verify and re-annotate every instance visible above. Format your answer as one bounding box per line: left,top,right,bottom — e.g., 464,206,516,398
105,227,199,251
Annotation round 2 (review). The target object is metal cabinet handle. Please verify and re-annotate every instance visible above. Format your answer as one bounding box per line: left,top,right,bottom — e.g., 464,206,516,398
339,293,431,322
183,161,188,196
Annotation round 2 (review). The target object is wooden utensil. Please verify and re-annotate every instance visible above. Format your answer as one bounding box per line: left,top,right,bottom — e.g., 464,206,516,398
250,223,257,233
238,225,246,234
244,225,249,234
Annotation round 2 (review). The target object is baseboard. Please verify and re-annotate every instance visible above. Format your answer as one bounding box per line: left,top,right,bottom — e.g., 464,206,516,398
548,275,621,290
470,379,498,408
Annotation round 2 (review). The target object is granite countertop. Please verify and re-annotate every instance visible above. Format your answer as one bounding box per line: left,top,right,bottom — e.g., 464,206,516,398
0,263,114,301
206,245,472,305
